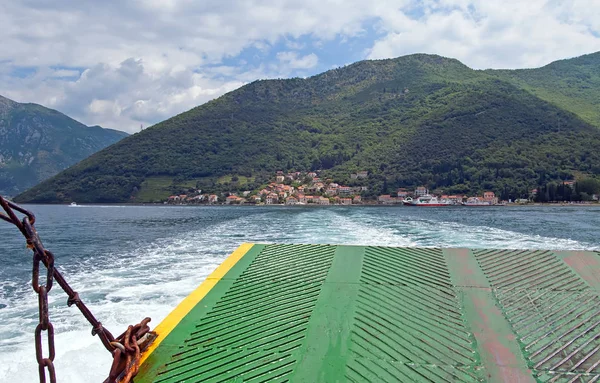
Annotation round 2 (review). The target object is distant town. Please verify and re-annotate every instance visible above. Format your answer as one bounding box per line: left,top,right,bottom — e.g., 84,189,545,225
163,170,597,206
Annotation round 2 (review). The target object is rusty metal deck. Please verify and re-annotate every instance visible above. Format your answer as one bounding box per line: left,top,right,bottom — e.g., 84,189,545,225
135,244,600,382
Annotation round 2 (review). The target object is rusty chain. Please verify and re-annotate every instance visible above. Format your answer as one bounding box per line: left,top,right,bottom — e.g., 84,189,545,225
0,196,154,383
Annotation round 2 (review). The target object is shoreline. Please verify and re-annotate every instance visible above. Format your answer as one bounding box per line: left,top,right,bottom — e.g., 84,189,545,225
18,202,600,208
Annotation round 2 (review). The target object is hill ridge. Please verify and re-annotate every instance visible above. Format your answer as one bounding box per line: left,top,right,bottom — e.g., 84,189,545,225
14,52,600,203
0,95,128,196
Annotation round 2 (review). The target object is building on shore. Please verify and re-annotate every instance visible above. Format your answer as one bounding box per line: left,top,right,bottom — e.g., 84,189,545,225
286,196,298,205
378,195,397,204
483,191,498,205
225,195,239,204
397,188,409,198
318,197,330,205
266,193,279,204
415,186,429,197
338,186,352,196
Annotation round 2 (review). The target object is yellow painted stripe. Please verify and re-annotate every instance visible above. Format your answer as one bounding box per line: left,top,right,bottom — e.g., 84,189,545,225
138,243,254,365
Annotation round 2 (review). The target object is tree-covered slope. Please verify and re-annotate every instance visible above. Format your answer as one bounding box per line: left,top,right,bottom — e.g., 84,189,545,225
0,95,128,196
14,53,600,203
488,52,600,128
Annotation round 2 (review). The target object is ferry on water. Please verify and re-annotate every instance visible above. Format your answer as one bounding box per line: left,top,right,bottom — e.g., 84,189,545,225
403,194,453,206
462,197,493,206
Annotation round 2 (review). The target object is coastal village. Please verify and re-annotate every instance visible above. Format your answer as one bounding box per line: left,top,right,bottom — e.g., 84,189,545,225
165,170,513,206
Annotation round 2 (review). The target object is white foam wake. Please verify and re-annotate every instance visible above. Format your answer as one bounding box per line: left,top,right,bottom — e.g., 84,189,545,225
1,206,598,382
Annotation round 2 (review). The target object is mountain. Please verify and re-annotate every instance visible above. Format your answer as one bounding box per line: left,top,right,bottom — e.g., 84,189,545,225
488,51,600,128
0,95,128,196
14,53,600,203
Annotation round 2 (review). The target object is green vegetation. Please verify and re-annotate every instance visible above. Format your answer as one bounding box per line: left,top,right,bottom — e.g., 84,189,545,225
535,177,600,202
217,175,254,186
14,52,600,203
0,95,128,196
487,52,600,127
135,177,179,203
134,176,218,203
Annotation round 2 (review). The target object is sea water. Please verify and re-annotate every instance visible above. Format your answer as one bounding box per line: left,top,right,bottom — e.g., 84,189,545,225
1,204,599,382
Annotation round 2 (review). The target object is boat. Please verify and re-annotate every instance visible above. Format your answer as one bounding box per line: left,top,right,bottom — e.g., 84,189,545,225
132,243,600,382
404,194,453,206
2,197,600,382
69,202,78,207
462,197,493,206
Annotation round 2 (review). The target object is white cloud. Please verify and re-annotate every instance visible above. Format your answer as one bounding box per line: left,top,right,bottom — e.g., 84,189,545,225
50,69,81,78
368,0,600,69
276,52,319,69
88,99,120,116
0,1,375,69
285,40,306,50
0,58,245,132
0,0,379,132
0,0,599,133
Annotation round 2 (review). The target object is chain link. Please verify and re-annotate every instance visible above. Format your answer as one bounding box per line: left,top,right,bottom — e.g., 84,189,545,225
1,196,154,383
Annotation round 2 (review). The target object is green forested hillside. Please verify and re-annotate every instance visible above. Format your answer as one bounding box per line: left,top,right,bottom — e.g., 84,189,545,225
14,53,600,203
0,95,128,196
488,52,600,127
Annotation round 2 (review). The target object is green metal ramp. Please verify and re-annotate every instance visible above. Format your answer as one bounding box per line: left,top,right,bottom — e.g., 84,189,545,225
136,244,600,383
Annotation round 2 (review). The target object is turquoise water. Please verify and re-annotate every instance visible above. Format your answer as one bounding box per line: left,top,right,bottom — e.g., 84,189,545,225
1,204,599,381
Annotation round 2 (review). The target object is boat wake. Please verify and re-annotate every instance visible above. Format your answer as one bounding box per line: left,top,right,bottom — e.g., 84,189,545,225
1,206,598,382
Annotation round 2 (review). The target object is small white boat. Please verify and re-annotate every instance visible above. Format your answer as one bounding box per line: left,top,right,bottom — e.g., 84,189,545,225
462,198,492,206
69,202,78,207
404,195,453,206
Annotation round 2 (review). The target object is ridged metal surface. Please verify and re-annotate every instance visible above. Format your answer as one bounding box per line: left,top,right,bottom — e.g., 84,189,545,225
347,247,483,382
137,244,600,383
474,249,600,383
154,244,336,383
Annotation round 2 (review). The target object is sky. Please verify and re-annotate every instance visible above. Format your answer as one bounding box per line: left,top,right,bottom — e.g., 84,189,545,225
1,0,600,133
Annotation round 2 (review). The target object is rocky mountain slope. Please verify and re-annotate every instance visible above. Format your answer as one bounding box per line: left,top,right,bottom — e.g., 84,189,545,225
0,95,128,196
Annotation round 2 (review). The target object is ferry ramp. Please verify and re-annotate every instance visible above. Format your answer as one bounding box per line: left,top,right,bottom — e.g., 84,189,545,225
135,243,600,383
